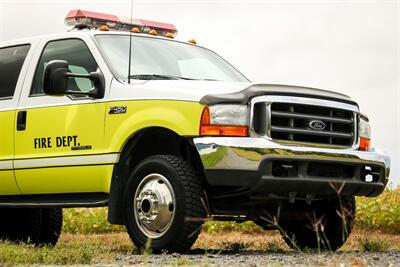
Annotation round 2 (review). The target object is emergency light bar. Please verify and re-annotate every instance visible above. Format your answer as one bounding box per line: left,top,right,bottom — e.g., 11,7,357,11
65,9,177,37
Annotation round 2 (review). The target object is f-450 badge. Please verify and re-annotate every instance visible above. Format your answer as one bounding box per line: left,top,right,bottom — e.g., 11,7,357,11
109,106,127,114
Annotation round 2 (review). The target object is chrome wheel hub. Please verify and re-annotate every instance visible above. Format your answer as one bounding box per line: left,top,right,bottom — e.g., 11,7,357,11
133,173,176,238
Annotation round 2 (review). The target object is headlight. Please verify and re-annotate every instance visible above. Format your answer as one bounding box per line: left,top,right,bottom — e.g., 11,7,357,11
200,105,249,137
359,114,371,151
359,115,371,139
209,105,248,125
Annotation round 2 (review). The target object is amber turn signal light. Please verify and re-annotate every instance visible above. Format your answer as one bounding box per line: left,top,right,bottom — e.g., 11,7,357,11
359,137,371,151
200,125,248,137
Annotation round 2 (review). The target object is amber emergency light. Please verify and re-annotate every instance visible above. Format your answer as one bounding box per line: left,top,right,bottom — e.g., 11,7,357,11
148,29,158,35
99,25,109,31
165,32,175,38
131,27,141,33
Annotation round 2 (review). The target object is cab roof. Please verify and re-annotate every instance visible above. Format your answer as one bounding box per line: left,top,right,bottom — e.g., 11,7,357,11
0,30,193,49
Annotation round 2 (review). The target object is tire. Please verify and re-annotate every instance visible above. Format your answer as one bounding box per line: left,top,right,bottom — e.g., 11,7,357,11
252,217,270,230
0,208,62,246
280,196,355,251
0,208,42,243
124,155,206,253
37,208,63,246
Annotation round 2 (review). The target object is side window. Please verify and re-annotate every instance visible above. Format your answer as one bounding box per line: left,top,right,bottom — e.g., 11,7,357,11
0,45,30,99
31,39,98,96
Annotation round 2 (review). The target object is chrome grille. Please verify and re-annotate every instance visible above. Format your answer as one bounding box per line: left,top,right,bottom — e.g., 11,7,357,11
251,96,358,147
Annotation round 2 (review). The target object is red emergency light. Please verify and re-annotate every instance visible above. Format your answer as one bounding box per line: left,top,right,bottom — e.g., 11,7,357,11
65,9,177,37
66,9,119,23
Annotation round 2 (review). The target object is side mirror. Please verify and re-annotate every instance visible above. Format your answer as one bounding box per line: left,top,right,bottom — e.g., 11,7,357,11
43,60,105,99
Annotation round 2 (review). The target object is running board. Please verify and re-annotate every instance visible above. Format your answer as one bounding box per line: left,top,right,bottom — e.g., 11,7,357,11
0,193,109,208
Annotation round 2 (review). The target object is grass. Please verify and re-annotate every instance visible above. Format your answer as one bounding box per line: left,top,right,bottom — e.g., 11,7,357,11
359,239,390,252
0,233,133,265
0,240,96,265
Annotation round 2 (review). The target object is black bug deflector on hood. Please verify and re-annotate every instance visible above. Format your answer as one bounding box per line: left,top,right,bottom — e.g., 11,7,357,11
199,84,358,106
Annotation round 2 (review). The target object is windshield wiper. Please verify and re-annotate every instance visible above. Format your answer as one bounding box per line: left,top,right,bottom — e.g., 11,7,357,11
196,78,220,81
129,74,193,80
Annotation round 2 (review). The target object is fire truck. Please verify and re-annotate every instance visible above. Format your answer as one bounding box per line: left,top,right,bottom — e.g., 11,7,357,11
0,10,390,252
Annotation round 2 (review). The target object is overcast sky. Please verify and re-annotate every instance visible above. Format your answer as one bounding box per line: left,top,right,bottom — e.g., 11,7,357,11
1,0,399,186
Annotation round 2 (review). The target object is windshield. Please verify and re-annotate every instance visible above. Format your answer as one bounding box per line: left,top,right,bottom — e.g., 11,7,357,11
95,35,249,82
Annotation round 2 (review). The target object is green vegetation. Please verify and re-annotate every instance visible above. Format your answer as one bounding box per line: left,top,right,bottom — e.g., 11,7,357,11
356,188,400,233
63,208,123,234
0,241,95,265
0,233,134,265
263,241,287,253
202,221,260,234
359,239,390,252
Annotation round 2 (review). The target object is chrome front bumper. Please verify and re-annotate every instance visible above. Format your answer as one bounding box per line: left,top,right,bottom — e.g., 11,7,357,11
193,137,390,197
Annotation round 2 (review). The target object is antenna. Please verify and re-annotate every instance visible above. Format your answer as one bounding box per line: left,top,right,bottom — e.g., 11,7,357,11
127,0,134,84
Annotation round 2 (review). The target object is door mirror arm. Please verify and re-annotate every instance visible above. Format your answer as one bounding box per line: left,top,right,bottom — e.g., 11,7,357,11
43,60,105,99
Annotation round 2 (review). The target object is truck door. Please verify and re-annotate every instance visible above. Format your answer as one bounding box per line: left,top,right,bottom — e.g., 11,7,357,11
14,37,116,194
0,44,31,195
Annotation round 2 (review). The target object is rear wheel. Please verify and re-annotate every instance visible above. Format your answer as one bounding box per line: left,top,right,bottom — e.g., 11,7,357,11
280,196,355,251
37,208,63,245
124,155,205,253
0,208,62,246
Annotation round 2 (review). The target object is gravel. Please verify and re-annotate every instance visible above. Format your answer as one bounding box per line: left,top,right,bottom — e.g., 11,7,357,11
114,251,400,266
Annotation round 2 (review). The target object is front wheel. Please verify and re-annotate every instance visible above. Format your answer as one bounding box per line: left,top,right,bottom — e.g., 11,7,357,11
124,155,206,253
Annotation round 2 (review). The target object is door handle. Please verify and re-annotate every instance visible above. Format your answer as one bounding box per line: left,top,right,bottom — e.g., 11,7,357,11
17,111,27,131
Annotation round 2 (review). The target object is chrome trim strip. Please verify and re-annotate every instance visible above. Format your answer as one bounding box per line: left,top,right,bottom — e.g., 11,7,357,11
193,137,390,174
13,154,120,169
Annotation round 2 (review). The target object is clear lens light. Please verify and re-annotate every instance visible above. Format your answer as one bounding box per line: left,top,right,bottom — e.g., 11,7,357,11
359,117,371,139
209,105,248,126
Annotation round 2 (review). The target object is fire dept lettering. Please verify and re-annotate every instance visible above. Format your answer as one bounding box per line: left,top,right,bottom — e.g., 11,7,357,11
34,135,79,149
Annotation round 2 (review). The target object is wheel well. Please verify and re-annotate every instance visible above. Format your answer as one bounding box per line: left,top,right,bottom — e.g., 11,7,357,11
107,127,204,225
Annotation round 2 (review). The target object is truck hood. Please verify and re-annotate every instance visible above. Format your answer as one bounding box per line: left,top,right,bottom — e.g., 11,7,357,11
199,83,357,106
114,80,356,106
